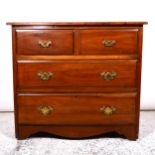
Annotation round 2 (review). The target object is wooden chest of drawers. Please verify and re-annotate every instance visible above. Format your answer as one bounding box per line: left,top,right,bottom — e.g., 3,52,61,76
7,22,147,140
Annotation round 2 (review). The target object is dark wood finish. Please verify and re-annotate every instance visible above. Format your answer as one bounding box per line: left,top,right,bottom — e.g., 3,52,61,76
8,22,147,140
12,28,19,138
16,30,73,55
18,93,136,125
17,60,137,88
18,125,137,140
136,27,143,137
17,55,138,60
17,86,137,93
9,26,145,31
79,29,138,54
7,22,148,26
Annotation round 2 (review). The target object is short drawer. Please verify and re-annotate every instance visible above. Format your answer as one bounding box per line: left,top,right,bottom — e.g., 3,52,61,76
16,30,73,55
18,93,136,125
79,29,138,54
17,60,137,88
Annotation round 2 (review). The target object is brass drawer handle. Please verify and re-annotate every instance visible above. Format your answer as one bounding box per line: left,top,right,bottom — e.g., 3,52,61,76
37,71,53,81
102,40,116,47
100,71,117,81
38,41,52,48
37,106,53,115
100,106,116,115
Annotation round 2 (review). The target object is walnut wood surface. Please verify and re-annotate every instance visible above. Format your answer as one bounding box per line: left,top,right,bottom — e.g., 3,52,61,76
79,29,138,54
7,21,147,140
16,30,73,55
18,125,137,140
17,55,138,60
17,60,137,88
7,21,148,26
18,93,136,125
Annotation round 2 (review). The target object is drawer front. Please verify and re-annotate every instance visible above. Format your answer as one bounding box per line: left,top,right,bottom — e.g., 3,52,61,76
16,30,73,55
18,93,136,125
17,60,137,88
79,29,138,54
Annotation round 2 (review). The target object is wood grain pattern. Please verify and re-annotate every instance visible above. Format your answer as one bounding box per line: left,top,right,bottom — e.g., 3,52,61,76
12,28,19,138
7,21,148,26
79,29,138,54
17,55,138,60
17,60,137,88
18,125,137,140
135,27,143,138
18,93,136,125
17,87,137,93
7,22,147,140
16,30,73,55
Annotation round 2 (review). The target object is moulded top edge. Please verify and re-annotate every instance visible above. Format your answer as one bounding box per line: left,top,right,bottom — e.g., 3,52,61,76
6,21,148,26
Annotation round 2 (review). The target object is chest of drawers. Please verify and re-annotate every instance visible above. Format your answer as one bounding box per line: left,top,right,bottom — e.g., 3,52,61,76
7,22,147,140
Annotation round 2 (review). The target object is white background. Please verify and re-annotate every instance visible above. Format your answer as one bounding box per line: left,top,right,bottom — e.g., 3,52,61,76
0,0,154,111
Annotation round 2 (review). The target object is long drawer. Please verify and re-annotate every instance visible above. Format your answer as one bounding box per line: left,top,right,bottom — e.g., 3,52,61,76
17,60,137,88
18,93,136,125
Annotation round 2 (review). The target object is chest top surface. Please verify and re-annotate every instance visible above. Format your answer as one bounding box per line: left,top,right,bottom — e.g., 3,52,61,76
7,21,148,26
